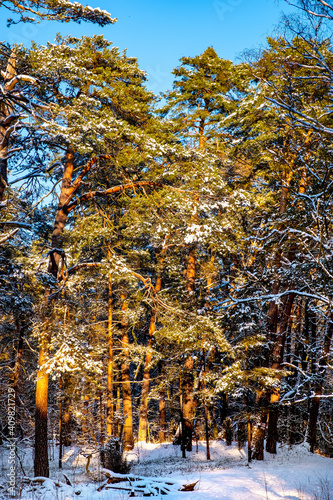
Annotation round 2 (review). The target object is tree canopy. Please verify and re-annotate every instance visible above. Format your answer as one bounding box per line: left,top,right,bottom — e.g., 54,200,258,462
0,0,332,491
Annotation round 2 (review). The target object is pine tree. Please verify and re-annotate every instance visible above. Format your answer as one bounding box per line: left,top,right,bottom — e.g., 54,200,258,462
1,0,115,25
23,34,167,475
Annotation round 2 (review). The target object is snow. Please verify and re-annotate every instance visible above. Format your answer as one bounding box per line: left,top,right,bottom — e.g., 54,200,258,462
1,441,332,499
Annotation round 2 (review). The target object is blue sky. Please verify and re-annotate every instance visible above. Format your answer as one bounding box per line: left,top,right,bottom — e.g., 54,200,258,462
1,0,296,93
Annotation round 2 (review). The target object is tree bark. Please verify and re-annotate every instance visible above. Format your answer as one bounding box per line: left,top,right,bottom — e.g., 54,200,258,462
13,319,24,412
47,148,74,278
120,293,134,450
266,293,295,454
180,245,197,453
106,270,113,438
34,147,74,477
0,52,16,201
81,382,90,440
182,355,194,452
159,387,167,443
247,420,252,463
138,313,155,442
202,352,211,460
186,247,196,294
34,341,49,477
252,423,266,460
266,169,293,342
63,402,71,447
138,252,165,442
307,314,333,452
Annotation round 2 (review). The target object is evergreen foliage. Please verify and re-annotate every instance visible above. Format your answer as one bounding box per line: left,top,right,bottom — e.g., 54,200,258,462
0,0,332,479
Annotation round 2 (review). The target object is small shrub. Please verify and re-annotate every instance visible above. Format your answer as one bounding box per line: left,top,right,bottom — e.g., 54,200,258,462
101,438,131,474
223,418,233,446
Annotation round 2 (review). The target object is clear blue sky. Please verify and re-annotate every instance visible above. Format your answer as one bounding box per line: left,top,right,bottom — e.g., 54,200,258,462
1,0,296,93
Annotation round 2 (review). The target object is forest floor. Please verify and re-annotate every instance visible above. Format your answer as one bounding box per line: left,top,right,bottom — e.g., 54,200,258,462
0,440,332,499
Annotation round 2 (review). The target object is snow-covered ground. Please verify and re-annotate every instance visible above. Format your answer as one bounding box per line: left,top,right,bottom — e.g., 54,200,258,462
1,440,332,499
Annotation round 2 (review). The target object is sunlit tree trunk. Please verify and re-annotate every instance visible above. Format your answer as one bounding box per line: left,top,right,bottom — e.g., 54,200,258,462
34,336,49,477
82,382,90,440
13,319,24,414
106,270,113,438
138,250,165,442
181,246,196,453
182,355,194,453
34,147,74,477
201,253,215,460
120,293,134,450
159,386,167,443
203,359,210,460
0,52,16,202
138,312,156,442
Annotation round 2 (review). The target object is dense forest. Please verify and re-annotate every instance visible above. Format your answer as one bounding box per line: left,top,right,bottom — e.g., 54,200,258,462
0,0,333,489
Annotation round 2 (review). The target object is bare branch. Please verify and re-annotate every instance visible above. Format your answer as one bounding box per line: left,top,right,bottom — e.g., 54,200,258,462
0,227,18,244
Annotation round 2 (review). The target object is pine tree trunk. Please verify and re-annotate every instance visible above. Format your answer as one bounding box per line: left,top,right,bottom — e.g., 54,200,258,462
63,403,71,447
266,293,295,454
120,294,134,450
138,254,164,442
13,319,24,414
106,271,113,438
186,248,196,294
199,118,205,150
34,148,74,477
0,52,16,201
99,385,104,447
58,379,63,469
138,314,155,442
180,246,197,452
266,168,293,343
266,407,278,454
34,343,49,477
204,399,210,460
220,393,228,423
116,380,121,437
159,388,167,443
211,409,218,439
33,150,122,471
252,424,265,460
247,420,252,463
307,315,333,452
47,148,74,278
201,253,215,458
82,383,89,440
307,389,321,453
182,355,194,452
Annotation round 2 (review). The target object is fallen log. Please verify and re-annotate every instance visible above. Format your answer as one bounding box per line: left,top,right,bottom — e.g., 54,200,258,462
22,477,64,488
179,480,199,491
98,470,175,495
